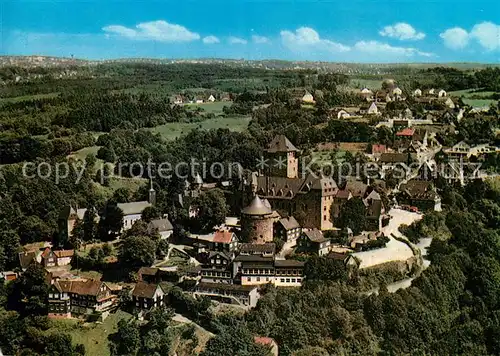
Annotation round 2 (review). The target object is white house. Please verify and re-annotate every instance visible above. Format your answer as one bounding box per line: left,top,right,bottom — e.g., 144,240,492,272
132,282,166,312
148,218,174,240
392,87,403,96
302,91,315,104
207,94,216,102
337,110,351,119
118,201,152,231
438,89,447,97
413,89,422,97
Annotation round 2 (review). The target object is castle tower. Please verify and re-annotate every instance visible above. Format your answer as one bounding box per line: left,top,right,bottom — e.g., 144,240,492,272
264,135,299,178
241,195,274,244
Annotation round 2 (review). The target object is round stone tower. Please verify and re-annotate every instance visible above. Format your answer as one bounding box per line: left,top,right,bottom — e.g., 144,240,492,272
241,195,274,244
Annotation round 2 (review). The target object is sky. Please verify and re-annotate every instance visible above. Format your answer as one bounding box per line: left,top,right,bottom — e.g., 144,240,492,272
1,0,499,63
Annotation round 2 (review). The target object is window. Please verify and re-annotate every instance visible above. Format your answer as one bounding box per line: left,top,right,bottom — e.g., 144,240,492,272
256,277,260,282
247,277,252,282
280,278,285,283
286,278,290,283
292,279,296,283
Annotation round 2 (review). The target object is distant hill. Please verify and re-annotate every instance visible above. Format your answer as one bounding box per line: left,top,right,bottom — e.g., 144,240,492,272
1,55,498,74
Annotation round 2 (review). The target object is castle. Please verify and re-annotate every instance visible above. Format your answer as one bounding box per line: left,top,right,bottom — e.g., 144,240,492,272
246,135,338,231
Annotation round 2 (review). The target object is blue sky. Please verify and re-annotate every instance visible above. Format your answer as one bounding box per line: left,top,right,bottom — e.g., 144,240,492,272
1,0,499,63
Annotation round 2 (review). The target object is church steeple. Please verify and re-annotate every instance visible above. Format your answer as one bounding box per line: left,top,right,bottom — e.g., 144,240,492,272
148,178,156,205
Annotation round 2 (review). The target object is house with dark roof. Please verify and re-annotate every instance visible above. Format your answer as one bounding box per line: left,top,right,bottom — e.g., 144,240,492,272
48,279,117,319
41,248,74,267
200,251,233,284
18,251,39,271
298,229,331,256
398,180,442,211
363,190,387,231
274,216,301,242
147,218,173,240
132,281,167,311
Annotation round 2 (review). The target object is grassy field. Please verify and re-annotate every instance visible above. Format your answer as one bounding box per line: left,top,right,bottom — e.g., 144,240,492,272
69,145,101,161
50,310,133,356
349,79,382,90
0,92,59,104
149,116,251,140
449,89,497,107
184,101,231,113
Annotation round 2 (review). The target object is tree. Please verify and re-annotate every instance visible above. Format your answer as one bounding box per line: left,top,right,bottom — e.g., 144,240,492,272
8,263,49,317
304,256,348,281
334,197,366,235
120,236,156,268
141,206,160,223
190,189,228,232
97,146,116,163
98,202,124,240
109,319,141,356
83,207,98,242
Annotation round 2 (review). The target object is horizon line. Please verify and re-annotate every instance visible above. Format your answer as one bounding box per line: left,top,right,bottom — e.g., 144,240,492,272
1,54,499,66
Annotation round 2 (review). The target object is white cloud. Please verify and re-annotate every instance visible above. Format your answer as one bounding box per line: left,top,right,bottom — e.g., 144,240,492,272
470,22,500,51
354,41,433,57
228,36,247,44
252,35,270,44
102,20,200,42
202,35,220,44
440,22,500,51
440,27,470,50
280,27,350,53
379,23,425,40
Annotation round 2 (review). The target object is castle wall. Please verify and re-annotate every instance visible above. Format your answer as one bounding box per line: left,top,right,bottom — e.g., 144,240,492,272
241,215,274,244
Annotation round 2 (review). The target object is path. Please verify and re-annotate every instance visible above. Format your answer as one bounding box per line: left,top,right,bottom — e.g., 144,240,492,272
172,313,214,337
353,208,422,269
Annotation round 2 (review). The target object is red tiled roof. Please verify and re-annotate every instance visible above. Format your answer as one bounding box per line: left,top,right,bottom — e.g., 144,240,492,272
213,230,234,244
54,250,74,258
254,336,277,346
372,144,386,154
41,247,52,259
335,189,351,199
396,128,415,137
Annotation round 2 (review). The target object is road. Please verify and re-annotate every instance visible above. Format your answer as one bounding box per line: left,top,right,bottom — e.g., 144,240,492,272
353,208,422,269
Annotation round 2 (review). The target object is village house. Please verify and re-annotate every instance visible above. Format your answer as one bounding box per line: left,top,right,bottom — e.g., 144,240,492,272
147,218,173,240
398,180,442,211
360,88,373,100
48,279,117,319
18,250,41,271
194,282,260,308
274,216,301,242
298,229,331,256
172,95,183,105
199,251,233,284
207,94,216,102
363,190,386,231
360,102,379,115
413,89,422,97
301,91,315,104
41,248,74,267
132,281,167,311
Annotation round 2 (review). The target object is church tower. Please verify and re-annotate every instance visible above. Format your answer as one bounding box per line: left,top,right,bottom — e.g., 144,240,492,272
264,135,299,178
148,179,156,205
